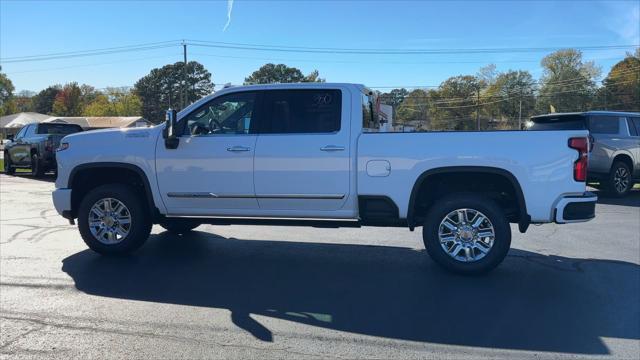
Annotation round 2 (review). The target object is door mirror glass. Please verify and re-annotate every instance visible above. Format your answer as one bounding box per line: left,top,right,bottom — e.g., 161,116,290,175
164,109,179,149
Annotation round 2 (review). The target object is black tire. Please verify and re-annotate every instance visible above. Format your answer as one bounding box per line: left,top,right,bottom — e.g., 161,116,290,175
605,161,632,197
159,218,201,234
31,153,45,177
3,153,15,175
78,184,152,255
423,193,511,275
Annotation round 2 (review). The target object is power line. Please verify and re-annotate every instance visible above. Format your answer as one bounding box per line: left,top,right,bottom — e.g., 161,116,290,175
187,39,638,55
0,41,181,64
190,52,552,65
3,39,637,64
4,54,183,75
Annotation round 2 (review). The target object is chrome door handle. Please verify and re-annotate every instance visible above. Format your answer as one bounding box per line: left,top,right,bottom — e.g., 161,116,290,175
227,146,250,152
320,145,345,152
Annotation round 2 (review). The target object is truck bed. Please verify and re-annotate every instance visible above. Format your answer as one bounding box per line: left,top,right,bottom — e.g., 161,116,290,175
357,130,589,222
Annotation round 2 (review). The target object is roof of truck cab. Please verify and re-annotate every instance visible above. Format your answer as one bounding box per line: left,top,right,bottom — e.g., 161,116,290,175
532,110,640,120
178,83,366,118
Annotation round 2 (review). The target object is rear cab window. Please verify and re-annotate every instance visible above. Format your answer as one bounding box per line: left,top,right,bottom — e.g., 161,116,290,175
527,114,587,131
37,123,83,135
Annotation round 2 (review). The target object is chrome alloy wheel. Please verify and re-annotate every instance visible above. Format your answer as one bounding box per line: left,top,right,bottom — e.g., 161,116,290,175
438,208,495,262
88,198,132,244
614,167,630,194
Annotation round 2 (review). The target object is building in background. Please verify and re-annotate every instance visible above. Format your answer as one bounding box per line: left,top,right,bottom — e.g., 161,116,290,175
0,112,151,138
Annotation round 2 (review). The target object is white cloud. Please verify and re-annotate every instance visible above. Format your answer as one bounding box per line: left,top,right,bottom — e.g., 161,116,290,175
223,0,234,32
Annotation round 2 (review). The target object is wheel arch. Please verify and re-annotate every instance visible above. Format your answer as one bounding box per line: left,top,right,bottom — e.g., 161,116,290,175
67,162,160,220
611,153,634,172
407,166,530,233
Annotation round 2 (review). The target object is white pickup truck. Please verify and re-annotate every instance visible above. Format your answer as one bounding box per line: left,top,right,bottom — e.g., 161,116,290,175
52,83,597,274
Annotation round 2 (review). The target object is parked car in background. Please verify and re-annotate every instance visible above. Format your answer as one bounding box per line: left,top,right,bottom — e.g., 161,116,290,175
529,111,640,197
4,122,83,177
52,83,596,274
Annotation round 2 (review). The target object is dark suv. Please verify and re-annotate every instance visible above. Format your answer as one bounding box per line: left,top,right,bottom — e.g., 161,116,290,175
529,111,640,197
4,122,83,177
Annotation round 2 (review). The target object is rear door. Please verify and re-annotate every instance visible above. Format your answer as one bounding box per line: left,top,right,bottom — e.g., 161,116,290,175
253,88,351,215
587,115,625,174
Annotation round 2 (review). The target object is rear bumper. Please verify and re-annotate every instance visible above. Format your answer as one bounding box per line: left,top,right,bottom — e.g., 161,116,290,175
554,192,597,223
52,188,72,219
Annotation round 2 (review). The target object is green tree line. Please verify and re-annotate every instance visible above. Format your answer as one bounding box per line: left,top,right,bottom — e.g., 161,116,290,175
1,48,638,128
381,49,639,130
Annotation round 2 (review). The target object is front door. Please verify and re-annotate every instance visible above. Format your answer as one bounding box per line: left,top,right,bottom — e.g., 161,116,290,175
155,91,260,216
9,125,31,165
253,89,351,215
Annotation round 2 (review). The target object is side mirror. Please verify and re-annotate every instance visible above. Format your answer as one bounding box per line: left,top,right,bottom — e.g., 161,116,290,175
163,109,179,149
6,134,14,142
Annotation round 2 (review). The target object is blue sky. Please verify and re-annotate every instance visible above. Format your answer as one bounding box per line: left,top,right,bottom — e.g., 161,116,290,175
1,0,639,92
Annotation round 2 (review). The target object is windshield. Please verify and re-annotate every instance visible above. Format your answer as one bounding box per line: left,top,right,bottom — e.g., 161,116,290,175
37,123,83,135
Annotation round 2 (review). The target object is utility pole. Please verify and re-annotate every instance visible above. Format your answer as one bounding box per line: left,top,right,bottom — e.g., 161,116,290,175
518,87,523,130
182,41,188,109
476,88,480,130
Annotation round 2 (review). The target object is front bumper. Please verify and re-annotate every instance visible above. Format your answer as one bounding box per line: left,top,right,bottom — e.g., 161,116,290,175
52,188,72,219
554,192,597,223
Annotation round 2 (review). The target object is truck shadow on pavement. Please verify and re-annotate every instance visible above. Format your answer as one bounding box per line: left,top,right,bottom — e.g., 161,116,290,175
7,173,57,183
594,189,640,207
61,231,639,355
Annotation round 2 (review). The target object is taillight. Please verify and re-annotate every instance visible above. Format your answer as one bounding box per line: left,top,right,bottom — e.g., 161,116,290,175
569,137,588,182
44,140,53,152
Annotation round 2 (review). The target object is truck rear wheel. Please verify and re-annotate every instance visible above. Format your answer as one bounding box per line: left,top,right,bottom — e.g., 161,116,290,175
78,184,151,255
423,193,511,274
605,161,632,197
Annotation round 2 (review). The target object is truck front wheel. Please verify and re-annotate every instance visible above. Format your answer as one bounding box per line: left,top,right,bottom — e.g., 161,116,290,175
78,184,152,255
4,152,15,175
423,194,511,274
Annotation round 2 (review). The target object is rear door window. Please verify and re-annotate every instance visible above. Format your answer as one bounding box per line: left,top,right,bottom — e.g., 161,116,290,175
588,116,620,134
261,89,342,134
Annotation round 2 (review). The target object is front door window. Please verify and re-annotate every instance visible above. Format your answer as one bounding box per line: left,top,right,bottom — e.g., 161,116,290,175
184,93,256,136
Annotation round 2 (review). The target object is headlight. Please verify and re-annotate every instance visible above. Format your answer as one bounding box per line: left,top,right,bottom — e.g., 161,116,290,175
56,142,70,152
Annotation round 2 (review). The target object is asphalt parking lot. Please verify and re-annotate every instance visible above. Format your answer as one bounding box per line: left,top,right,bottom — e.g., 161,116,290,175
1,173,639,359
